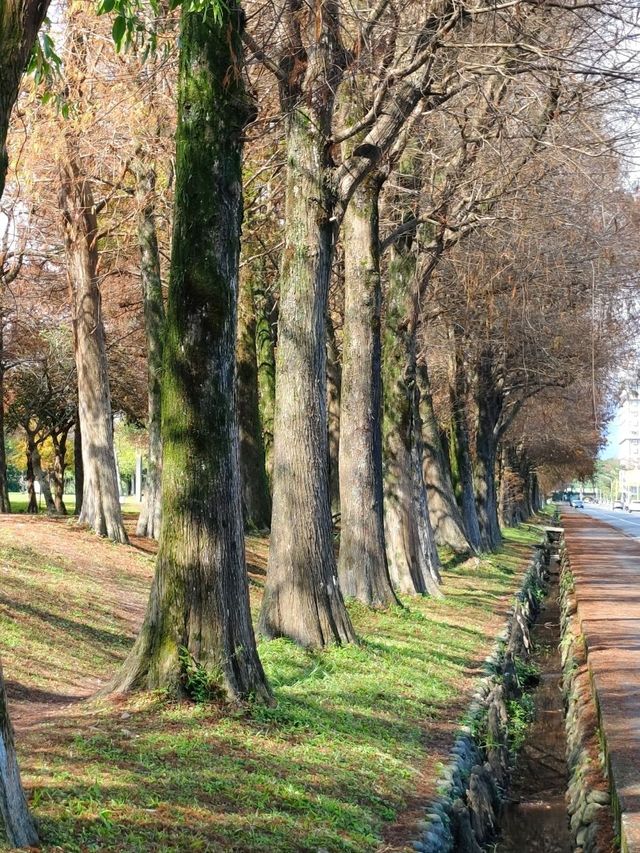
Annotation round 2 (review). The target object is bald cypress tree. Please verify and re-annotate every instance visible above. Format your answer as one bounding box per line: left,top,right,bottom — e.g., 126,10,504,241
0,1,52,843
113,2,271,701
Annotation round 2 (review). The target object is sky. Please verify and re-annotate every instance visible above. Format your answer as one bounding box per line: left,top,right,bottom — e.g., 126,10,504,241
602,409,622,459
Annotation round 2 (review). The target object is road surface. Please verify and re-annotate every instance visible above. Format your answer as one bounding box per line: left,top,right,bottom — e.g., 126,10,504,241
570,502,640,540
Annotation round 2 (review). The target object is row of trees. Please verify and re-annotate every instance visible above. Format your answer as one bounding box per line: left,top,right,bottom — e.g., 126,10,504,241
1,0,639,843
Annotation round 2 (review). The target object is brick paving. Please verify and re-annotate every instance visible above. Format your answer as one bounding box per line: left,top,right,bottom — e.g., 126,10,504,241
563,509,640,853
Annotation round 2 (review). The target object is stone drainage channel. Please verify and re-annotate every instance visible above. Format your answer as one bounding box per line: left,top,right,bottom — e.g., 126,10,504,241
411,529,615,853
495,547,572,853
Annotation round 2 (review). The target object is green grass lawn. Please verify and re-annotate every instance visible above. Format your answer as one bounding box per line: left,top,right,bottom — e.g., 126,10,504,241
0,518,543,852
7,491,143,515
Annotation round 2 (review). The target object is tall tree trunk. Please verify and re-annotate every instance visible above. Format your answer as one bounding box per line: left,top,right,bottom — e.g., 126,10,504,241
237,262,271,529
383,249,441,596
532,473,541,513
412,380,442,592
133,162,164,540
498,443,514,527
338,175,398,606
473,348,502,550
51,430,68,515
253,276,276,485
112,5,271,702
0,5,50,845
0,661,39,847
25,450,37,513
447,329,482,551
259,113,356,647
73,415,83,516
326,312,341,520
0,322,11,513
59,142,128,544
417,359,471,553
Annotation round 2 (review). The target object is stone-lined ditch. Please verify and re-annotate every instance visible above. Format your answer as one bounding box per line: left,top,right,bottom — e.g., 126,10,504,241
410,525,616,853
495,543,571,853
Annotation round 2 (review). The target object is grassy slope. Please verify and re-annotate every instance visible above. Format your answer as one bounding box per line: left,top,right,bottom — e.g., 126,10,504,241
0,519,542,852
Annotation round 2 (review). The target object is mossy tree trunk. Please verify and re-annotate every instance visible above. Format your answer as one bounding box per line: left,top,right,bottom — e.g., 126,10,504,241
259,111,356,647
59,144,128,544
418,359,472,554
382,248,441,596
237,261,271,529
447,327,482,551
112,5,271,701
338,174,398,607
253,276,276,485
133,161,165,540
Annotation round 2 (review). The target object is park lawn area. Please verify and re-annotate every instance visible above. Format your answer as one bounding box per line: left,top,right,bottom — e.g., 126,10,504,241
0,515,543,852
7,491,143,516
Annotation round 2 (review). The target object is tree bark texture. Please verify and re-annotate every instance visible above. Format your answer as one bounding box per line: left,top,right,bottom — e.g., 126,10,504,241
0,661,39,847
338,175,398,607
417,359,471,553
448,329,482,551
499,443,536,526
326,312,341,519
59,144,128,543
0,322,11,513
51,430,68,515
259,112,356,647
237,262,271,529
0,0,50,199
112,6,271,702
0,6,48,844
25,451,37,513
474,348,502,550
134,163,165,540
412,384,443,594
253,276,276,485
73,416,83,516
382,249,441,596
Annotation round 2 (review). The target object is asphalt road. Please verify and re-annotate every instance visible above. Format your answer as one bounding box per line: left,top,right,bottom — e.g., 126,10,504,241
571,503,640,541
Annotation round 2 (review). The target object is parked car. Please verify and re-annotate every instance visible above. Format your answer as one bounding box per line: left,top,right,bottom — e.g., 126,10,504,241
572,498,584,509
628,500,640,513
613,500,624,510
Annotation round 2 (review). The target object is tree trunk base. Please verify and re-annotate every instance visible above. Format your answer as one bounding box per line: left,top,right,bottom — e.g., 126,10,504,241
0,665,39,848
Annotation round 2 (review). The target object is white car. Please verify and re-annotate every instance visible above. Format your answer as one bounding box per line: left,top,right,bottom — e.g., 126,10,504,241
628,500,640,513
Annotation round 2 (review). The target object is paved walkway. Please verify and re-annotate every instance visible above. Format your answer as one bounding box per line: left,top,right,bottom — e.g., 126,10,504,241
563,509,640,853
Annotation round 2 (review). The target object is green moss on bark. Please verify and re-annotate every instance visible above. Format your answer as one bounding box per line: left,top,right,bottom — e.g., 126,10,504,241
113,5,270,703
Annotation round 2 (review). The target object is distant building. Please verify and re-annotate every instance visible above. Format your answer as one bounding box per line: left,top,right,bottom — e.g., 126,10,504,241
619,386,640,502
